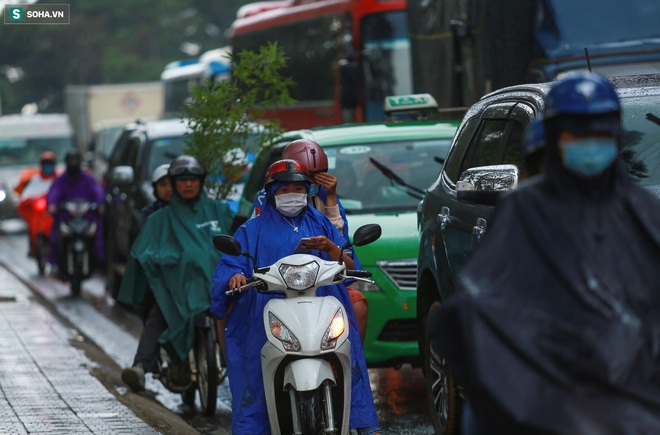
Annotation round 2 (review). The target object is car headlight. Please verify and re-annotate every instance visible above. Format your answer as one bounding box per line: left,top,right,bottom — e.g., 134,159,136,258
269,312,300,351
321,308,345,350
278,261,319,290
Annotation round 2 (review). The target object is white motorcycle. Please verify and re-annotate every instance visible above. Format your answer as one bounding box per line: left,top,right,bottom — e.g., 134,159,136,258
213,224,381,435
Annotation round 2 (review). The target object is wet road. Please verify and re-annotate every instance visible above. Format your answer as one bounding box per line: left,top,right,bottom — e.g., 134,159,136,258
0,220,435,434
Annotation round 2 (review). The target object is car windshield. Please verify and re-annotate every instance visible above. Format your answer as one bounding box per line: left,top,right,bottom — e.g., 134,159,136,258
0,137,73,167
330,138,451,214
146,136,188,176
620,96,660,189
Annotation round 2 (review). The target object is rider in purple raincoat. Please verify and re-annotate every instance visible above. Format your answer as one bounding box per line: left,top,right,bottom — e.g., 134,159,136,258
211,159,381,435
46,149,105,268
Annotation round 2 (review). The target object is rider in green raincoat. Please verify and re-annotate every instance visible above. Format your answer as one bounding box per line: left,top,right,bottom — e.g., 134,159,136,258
119,155,234,392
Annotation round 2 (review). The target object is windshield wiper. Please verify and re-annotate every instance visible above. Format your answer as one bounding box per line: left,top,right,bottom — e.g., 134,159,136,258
368,157,425,200
646,113,660,127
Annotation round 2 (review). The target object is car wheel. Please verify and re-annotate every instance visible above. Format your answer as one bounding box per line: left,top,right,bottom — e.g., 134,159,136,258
423,301,462,435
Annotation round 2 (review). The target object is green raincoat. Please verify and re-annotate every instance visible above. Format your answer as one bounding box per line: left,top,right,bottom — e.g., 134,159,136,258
118,192,234,361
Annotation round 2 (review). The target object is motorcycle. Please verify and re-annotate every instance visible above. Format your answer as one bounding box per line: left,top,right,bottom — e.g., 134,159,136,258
152,310,225,416
54,199,99,296
17,176,54,276
213,223,382,435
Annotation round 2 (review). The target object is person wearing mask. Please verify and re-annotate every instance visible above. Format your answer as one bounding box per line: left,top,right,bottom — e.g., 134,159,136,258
14,150,58,196
119,155,234,392
139,164,172,227
427,71,660,434
252,139,369,341
14,151,59,257
46,149,105,272
212,159,381,435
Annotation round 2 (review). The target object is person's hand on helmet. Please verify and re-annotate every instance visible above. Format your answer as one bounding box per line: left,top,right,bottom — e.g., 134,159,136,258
312,171,337,195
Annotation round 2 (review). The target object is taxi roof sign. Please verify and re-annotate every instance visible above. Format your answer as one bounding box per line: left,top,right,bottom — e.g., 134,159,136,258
384,93,438,116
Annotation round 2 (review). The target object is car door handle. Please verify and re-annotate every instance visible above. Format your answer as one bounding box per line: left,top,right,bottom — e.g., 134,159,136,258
437,206,450,231
472,217,487,241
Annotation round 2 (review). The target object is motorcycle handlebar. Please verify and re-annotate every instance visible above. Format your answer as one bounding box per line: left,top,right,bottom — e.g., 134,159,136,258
346,269,372,278
225,278,264,296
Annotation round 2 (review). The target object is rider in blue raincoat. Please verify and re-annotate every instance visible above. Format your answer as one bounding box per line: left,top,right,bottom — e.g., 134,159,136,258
211,159,381,435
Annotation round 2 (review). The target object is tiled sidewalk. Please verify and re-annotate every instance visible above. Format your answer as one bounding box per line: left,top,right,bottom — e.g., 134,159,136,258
0,267,159,434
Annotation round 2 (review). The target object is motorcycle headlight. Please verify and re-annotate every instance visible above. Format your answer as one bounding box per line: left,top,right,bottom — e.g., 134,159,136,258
269,312,300,351
59,221,72,236
0,189,6,202
321,308,345,350
278,261,319,291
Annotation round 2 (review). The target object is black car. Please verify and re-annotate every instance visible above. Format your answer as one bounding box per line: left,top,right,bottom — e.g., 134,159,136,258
416,73,660,435
103,118,189,297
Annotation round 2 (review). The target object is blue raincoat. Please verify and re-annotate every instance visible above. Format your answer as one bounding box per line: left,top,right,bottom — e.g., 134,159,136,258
252,185,362,270
211,203,379,434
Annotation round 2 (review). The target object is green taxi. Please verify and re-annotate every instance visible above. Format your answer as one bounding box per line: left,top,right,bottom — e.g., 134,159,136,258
237,95,460,367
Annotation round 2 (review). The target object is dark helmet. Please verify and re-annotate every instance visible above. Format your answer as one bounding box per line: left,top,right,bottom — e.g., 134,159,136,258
544,71,621,137
39,150,57,165
64,149,82,175
167,155,206,181
264,159,310,189
282,139,328,172
64,149,81,166
521,118,545,158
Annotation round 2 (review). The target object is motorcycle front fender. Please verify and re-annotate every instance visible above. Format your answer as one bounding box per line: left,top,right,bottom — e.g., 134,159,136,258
283,359,335,392
72,238,86,253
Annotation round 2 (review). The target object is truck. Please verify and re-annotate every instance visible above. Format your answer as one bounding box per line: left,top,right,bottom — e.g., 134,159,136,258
64,82,164,154
407,0,660,108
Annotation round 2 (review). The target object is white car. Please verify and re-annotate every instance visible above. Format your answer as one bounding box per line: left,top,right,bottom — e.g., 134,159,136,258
0,113,74,220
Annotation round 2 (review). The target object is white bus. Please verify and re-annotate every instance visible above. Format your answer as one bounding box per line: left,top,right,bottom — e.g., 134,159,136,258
161,46,231,118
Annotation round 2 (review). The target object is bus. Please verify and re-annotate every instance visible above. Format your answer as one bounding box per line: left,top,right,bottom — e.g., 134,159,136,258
161,46,232,118
230,0,413,130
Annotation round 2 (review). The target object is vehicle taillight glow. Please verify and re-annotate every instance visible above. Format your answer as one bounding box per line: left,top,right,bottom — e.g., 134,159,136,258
35,197,47,212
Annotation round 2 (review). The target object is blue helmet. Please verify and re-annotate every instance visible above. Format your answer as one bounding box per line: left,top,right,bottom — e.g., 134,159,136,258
544,71,620,118
522,118,545,158
544,72,621,137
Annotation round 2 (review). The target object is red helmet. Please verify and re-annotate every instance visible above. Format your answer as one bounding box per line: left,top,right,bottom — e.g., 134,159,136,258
282,139,328,172
264,159,310,188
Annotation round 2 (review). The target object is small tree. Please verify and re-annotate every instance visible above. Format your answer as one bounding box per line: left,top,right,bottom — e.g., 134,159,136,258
182,42,295,200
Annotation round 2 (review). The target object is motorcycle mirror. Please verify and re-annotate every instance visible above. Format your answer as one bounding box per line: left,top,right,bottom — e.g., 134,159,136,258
213,235,242,256
352,224,382,247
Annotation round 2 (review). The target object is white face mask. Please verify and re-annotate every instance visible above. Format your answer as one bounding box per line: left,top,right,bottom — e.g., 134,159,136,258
275,193,308,217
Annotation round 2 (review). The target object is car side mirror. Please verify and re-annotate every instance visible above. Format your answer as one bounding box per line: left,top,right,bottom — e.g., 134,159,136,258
456,164,519,206
110,165,134,185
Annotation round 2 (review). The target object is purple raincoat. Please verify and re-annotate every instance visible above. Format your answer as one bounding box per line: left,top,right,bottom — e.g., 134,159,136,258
46,170,105,264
